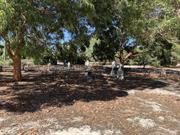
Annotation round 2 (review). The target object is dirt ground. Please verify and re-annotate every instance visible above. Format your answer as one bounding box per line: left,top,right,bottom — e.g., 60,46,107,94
0,70,180,135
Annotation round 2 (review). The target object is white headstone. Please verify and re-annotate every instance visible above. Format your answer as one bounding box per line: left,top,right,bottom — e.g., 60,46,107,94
110,61,116,76
68,62,71,70
117,63,124,80
85,60,90,67
112,61,116,68
85,60,90,70
161,69,166,75
48,63,51,71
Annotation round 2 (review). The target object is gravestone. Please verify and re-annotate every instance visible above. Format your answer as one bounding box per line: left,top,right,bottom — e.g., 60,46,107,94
67,62,71,70
110,61,116,76
85,60,90,70
23,64,29,72
116,63,124,80
84,60,94,81
48,63,51,72
160,68,166,76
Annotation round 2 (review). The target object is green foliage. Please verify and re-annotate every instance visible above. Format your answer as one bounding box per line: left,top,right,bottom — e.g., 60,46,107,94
56,43,87,64
130,36,179,67
171,43,180,65
0,45,3,56
88,0,180,66
150,36,173,66
0,0,94,64
32,48,52,65
0,0,179,68
0,57,3,65
84,36,99,61
0,0,14,32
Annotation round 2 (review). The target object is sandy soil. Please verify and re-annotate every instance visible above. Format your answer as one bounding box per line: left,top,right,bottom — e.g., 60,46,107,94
0,71,179,135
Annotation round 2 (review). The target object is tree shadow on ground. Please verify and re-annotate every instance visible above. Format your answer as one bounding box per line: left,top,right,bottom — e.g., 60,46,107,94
0,73,13,84
0,71,168,113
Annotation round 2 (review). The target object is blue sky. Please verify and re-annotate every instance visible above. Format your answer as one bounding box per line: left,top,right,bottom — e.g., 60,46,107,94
61,30,72,43
47,29,73,45
0,38,4,46
126,38,136,46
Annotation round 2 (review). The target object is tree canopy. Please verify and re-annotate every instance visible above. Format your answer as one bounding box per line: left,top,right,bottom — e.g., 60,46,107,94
89,0,180,65
0,0,180,81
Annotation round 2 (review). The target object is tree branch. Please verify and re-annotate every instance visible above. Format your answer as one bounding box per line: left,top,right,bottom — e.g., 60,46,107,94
124,52,133,61
123,52,138,62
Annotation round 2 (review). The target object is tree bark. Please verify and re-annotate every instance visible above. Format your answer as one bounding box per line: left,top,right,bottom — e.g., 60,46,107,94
5,42,22,81
2,25,25,81
13,56,22,81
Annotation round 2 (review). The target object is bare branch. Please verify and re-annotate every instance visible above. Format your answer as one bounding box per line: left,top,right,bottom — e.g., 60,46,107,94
123,52,139,62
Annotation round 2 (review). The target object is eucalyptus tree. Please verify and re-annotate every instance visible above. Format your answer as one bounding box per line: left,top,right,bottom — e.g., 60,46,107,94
90,0,180,66
0,0,94,81
135,0,180,66
0,0,50,81
89,0,152,64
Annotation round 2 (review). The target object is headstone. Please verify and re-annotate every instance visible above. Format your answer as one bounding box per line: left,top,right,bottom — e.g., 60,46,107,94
117,63,124,80
161,68,166,76
24,64,29,72
48,63,51,72
67,62,71,70
22,64,25,71
85,60,90,70
84,60,94,81
110,61,116,76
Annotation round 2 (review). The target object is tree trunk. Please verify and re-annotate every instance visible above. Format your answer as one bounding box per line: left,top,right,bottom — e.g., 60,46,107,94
13,56,22,81
143,62,146,69
4,30,25,81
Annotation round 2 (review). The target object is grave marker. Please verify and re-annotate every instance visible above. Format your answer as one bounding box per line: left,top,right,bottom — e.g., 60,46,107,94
117,63,124,80
110,61,116,76
68,62,71,70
